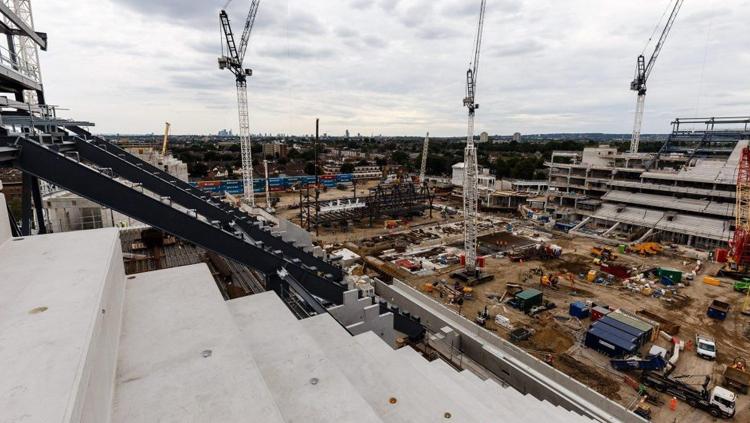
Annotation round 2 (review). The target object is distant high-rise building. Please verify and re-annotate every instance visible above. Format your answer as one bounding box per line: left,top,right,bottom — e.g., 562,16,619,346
512,132,522,142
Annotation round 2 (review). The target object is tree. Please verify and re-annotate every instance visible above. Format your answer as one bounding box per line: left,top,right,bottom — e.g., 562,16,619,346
340,163,355,173
304,162,317,175
391,150,409,166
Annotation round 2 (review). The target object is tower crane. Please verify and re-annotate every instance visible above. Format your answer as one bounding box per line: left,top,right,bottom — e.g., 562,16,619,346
731,145,750,267
462,0,486,276
419,132,429,184
629,0,684,153
219,0,260,206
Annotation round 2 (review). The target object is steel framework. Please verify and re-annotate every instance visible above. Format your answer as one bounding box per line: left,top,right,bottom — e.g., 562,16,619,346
300,182,433,231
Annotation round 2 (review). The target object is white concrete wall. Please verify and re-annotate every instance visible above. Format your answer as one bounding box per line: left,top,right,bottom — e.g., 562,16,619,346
329,290,397,347
0,194,12,245
78,234,126,423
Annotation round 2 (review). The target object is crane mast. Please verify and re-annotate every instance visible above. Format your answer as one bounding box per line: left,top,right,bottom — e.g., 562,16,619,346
419,132,429,184
462,0,486,276
219,0,261,206
161,122,171,156
732,147,750,266
629,0,684,153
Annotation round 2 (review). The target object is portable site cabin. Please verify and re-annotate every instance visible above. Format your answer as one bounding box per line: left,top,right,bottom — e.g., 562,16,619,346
585,321,638,357
515,289,543,313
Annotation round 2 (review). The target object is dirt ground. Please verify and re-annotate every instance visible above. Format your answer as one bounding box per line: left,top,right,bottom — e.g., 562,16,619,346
281,186,750,421
363,223,750,422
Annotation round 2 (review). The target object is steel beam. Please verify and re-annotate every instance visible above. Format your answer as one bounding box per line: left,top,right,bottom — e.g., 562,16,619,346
72,135,343,281
0,3,46,50
17,137,346,304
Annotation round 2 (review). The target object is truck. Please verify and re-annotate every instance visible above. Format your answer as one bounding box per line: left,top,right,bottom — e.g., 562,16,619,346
723,358,750,395
695,335,717,360
610,355,667,371
707,299,731,320
639,372,736,419
734,279,750,293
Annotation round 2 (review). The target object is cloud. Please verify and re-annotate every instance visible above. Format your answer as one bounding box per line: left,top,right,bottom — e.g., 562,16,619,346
489,39,546,57
31,0,750,136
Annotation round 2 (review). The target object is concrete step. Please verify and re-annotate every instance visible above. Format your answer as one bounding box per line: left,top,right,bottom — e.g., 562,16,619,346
112,264,285,423
228,292,382,423
353,331,484,422
395,347,499,421
303,314,450,423
0,228,126,423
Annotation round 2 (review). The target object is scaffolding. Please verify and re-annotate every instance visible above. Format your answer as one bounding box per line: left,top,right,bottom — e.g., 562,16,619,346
300,182,433,233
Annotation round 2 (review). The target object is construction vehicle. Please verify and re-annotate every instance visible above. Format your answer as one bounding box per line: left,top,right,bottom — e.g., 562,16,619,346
475,306,490,326
610,355,667,372
540,273,560,290
591,246,617,261
695,335,717,360
723,357,750,395
733,279,750,293
218,0,261,205
640,372,736,418
460,0,487,277
628,0,683,153
631,242,663,256
707,299,731,321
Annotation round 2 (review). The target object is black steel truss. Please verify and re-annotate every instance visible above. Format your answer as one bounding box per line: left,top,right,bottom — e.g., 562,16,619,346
300,181,434,229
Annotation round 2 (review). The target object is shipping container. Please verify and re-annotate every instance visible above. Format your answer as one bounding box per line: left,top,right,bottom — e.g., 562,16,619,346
569,301,590,319
599,316,649,347
591,305,611,321
515,289,543,313
656,268,682,284
715,248,729,263
585,323,638,357
607,311,653,339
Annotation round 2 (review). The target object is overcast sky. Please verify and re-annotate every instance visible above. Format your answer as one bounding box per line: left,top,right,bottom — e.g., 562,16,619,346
33,0,750,136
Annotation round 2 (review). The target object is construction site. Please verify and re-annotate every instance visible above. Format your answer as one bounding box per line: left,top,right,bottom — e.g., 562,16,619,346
2,1,750,423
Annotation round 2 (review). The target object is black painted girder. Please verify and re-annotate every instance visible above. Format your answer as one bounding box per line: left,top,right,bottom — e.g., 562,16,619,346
16,137,346,304
70,134,343,281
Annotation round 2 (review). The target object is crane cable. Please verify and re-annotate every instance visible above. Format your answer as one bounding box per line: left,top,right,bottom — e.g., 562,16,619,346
693,5,715,121
641,0,676,56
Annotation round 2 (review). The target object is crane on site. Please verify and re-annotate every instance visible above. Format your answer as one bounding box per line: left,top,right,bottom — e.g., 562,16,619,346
218,0,260,206
462,0,487,276
419,132,429,184
161,122,171,156
731,145,750,268
628,0,684,153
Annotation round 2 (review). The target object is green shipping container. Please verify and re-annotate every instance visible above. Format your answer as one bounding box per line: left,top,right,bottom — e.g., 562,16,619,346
657,267,682,284
515,288,543,312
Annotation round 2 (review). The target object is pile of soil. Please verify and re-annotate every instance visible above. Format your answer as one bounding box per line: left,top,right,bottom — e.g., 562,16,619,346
529,323,574,354
556,354,622,400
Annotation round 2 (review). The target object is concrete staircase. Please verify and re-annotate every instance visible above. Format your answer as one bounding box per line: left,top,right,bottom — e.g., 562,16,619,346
0,218,592,423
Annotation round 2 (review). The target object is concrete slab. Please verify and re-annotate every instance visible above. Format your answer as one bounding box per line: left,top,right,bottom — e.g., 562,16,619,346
303,314,439,423
228,292,382,423
0,228,125,423
113,264,284,423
